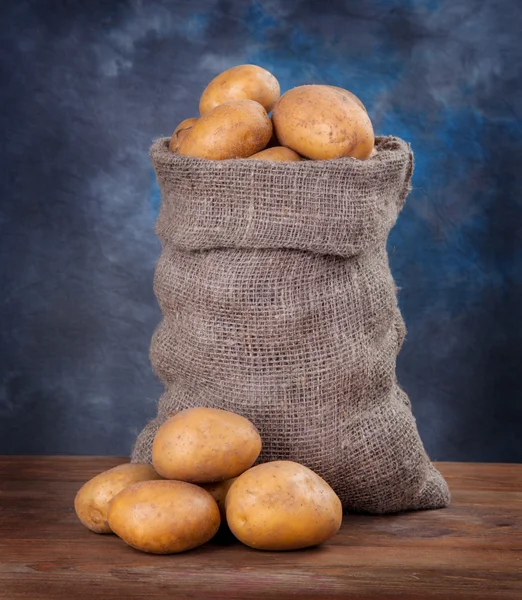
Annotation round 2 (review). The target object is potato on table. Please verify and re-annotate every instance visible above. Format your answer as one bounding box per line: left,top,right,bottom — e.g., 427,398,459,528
74,463,162,534
152,407,262,482
226,461,343,551
108,480,220,554
199,477,237,519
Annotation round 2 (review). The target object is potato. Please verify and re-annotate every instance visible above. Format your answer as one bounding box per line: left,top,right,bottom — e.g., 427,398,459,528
272,85,374,160
108,480,220,554
199,478,237,519
247,146,302,162
152,407,261,483
174,117,199,134
169,117,198,152
199,64,280,116
178,99,272,160
74,463,162,534
328,86,367,113
226,461,342,551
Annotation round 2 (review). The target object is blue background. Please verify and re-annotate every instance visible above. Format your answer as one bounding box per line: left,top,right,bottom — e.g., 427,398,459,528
1,0,521,460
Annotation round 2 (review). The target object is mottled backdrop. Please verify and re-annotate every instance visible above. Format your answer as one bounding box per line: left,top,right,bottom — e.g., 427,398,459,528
1,0,521,460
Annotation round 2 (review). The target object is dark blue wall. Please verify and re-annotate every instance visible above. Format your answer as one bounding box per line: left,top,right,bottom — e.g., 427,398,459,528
1,0,521,460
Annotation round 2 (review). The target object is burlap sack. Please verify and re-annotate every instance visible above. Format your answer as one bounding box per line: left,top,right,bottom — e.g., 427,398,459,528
132,136,450,514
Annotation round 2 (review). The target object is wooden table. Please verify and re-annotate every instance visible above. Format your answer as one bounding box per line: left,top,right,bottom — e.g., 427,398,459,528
0,457,520,599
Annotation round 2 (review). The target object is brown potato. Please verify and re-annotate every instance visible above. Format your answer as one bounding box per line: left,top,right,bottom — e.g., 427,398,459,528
328,86,368,113
247,146,302,161
174,117,199,134
199,64,280,116
74,463,162,534
169,117,198,152
199,477,237,519
152,407,261,483
108,480,220,554
178,99,272,160
272,85,374,160
226,461,342,551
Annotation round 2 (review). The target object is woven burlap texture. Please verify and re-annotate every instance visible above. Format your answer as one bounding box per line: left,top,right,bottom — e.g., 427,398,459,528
132,136,450,514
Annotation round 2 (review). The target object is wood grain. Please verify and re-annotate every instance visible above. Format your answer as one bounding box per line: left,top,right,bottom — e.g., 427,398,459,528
0,457,520,599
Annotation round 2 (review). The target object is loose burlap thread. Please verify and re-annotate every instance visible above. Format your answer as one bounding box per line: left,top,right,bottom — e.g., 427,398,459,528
132,136,450,514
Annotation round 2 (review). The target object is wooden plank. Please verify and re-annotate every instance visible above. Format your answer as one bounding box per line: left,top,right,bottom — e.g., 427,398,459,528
0,457,521,599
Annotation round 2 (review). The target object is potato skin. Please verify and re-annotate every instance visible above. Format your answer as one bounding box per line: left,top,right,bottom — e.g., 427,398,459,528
199,478,237,519
152,407,262,483
328,86,368,113
226,461,342,551
272,85,374,160
169,117,198,152
174,117,199,134
178,99,272,160
247,146,302,162
199,64,280,116
108,480,220,554
74,463,162,534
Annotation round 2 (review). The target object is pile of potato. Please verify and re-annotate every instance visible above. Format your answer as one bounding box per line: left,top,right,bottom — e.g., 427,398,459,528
170,64,374,161
75,407,342,554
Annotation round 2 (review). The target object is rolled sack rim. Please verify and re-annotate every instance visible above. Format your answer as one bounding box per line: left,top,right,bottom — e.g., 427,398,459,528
149,135,414,258
152,135,412,171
